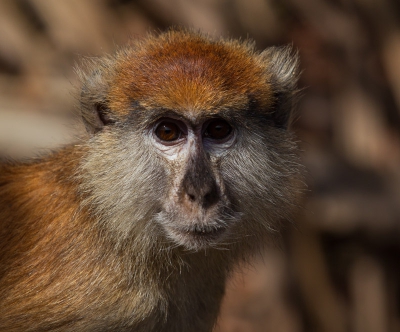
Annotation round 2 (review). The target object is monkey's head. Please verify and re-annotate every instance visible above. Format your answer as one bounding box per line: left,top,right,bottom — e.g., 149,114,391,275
78,30,301,252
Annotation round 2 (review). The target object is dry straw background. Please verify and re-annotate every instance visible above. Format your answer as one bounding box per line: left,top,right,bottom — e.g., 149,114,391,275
1,1,400,331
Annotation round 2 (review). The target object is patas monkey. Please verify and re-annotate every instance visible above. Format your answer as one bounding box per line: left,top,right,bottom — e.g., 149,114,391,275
0,29,301,331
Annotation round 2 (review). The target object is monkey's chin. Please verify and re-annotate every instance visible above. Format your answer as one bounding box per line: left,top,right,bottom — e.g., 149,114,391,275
162,224,228,251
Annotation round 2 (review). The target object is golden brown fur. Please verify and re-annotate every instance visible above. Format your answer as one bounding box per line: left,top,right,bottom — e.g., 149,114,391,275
0,29,302,331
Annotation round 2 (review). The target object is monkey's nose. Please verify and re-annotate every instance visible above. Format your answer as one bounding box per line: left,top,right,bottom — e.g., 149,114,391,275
181,154,220,209
185,186,219,209
182,170,220,209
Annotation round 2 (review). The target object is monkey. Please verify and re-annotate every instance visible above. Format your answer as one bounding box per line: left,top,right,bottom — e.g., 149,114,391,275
0,29,302,332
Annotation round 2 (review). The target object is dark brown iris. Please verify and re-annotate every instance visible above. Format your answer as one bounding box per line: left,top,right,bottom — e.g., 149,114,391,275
155,122,181,141
205,119,232,140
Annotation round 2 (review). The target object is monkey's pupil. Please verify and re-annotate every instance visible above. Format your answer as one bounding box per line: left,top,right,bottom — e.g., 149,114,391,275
206,120,231,140
156,122,180,141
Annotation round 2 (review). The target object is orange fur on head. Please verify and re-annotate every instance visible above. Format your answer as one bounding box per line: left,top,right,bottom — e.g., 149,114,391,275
110,32,273,113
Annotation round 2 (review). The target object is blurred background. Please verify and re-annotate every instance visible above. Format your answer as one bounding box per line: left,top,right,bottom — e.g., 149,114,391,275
1,0,400,331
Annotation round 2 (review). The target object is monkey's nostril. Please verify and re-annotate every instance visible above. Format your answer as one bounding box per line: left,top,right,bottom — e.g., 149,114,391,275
188,194,196,201
202,191,219,209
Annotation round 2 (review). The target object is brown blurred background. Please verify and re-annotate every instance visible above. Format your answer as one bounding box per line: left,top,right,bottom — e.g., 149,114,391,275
1,0,400,331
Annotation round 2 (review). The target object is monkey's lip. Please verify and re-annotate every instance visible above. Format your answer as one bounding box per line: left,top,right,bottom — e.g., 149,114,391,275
188,225,226,238
165,224,227,246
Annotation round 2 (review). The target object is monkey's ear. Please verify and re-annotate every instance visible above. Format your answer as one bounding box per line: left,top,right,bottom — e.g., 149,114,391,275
260,46,300,129
78,60,115,135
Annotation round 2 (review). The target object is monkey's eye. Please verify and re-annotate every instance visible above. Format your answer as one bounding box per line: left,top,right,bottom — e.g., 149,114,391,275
204,119,232,140
155,121,181,142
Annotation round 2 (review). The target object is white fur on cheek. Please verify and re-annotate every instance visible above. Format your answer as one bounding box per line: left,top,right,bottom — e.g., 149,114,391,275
78,129,168,248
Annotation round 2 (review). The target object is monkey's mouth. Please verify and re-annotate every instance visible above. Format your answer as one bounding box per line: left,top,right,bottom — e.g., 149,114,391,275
186,225,226,238
155,208,239,250
163,223,228,250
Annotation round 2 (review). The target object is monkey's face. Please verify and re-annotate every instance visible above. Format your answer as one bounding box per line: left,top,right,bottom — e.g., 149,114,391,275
79,30,301,252
151,115,239,250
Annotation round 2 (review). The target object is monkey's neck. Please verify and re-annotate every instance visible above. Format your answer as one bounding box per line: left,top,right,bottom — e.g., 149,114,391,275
0,146,230,331
132,249,228,331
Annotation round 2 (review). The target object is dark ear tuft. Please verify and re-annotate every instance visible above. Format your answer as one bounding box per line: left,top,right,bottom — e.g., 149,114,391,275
261,46,300,129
